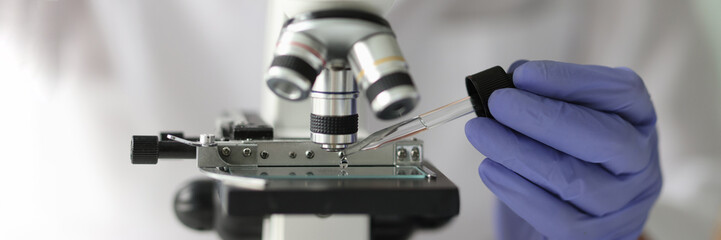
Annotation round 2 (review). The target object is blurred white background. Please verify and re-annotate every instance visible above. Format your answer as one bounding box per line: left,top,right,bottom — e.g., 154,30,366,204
1,0,720,239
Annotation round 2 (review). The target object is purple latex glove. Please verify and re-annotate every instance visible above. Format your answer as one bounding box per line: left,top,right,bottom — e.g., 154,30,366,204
465,60,662,240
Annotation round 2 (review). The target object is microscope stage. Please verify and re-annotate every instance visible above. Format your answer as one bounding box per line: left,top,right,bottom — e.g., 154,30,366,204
216,161,459,217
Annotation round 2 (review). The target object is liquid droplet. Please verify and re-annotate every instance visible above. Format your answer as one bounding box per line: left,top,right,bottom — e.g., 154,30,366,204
340,157,349,169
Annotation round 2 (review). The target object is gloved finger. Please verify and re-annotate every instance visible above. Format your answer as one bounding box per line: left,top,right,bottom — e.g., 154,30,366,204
507,59,528,73
466,117,661,216
494,200,545,240
479,160,660,240
478,159,589,239
488,88,655,174
512,60,656,128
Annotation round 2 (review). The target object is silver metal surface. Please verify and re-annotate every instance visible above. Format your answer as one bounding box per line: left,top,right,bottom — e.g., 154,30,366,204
266,67,314,101
221,147,231,156
199,134,216,147
320,144,345,152
309,95,357,116
369,85,419,118
192,138,430,187
224,166,426,179
266,17,390,102
311,68,358,116
311,133,356,150
395,142,423,166
199,167,267,190
411,147,420,161
311,61,357,93
275,32,327,69
396,148,407,160
195,138,423,168
310,66,359,151
167,134,215,147
310,81,357,116
348,33,418,118
284,18,392,59
421,165,438,180
266,32,327,101
348,33,408,87
310,92,357,116
309,99,357,117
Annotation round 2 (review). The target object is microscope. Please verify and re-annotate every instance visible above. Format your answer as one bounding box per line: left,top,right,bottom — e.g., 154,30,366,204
130,1,460,239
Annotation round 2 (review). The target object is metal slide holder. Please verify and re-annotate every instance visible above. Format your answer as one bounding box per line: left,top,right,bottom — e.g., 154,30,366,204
132,112,433,183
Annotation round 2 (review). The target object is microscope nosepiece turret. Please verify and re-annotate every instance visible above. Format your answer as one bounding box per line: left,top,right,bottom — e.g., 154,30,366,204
264,10,419,151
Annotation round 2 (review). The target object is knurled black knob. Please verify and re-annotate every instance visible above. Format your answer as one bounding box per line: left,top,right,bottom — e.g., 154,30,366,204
131,135,159,164
174,179,216,231
465,66,515,119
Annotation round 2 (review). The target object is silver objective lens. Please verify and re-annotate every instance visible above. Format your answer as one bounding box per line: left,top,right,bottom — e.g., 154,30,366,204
266,32,327,101
349,33,419,120
310,65,358,151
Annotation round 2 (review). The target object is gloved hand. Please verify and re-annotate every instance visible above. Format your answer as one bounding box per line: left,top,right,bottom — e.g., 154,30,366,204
465,60,662,240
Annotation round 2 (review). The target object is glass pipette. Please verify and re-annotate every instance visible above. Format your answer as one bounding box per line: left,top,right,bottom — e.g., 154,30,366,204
342,96,476,157
340,65,514,160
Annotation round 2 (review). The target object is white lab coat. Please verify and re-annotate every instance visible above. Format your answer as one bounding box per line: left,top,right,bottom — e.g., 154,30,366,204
0,0,718,239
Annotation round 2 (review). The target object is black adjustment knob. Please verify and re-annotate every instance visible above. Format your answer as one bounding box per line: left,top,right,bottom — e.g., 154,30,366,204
174,179,215,231
131,135,159,164
465,66,515,119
